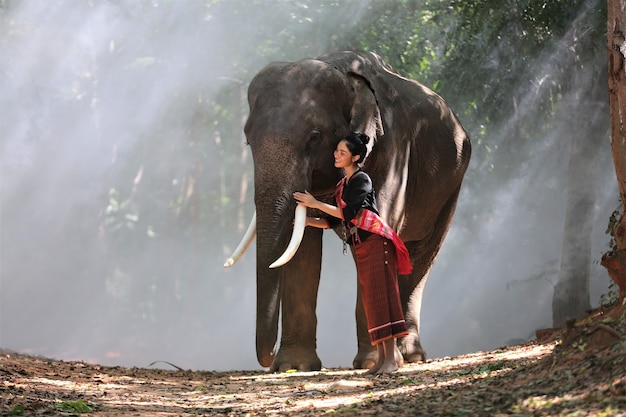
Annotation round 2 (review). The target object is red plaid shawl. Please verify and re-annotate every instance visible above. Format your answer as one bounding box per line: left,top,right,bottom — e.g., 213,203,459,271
336,176,413,275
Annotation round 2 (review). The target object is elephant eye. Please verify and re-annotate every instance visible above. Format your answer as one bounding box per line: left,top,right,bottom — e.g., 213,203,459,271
309,130,321,142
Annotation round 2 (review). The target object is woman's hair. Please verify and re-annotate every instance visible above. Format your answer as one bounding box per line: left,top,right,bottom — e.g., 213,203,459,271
343,131,370,164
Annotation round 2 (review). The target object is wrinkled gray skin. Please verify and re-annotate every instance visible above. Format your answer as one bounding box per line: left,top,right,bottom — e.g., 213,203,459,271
244,51,471,372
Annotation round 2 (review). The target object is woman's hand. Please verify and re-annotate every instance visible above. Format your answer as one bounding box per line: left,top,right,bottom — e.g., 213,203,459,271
293,190,318,208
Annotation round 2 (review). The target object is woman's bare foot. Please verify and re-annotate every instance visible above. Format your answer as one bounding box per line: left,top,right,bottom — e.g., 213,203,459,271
375,338,400,374
375,361,399,374
363,343,385,375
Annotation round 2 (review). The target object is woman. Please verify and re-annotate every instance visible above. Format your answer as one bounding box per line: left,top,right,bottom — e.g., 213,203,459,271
293,131,412,374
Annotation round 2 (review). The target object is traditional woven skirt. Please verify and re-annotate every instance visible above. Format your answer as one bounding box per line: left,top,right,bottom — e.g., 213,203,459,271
354,233,409,345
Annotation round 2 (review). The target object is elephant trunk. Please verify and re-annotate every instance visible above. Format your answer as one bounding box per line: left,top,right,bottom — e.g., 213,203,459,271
254,197,296,367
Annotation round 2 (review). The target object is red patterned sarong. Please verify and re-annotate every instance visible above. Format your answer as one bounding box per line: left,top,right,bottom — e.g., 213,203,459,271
355,234,409,344
335,175,410,344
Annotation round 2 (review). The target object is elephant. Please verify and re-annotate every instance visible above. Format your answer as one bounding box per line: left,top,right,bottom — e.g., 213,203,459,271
224,50,471,372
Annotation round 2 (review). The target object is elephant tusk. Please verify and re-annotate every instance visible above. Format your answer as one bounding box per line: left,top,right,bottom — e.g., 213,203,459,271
269,204,307,269
223,211,257,268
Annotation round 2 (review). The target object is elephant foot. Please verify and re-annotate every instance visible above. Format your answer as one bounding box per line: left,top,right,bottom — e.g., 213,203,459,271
352,347,377,370
269,350,322,373
352,341,378,369
399,335,427,363
404,350,426,363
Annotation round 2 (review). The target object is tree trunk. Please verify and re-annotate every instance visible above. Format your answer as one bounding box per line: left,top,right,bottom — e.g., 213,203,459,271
552,9,607,327
604,0,626,303
552,129,594,327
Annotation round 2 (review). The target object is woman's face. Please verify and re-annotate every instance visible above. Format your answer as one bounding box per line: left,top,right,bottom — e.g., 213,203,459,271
334,140,357,169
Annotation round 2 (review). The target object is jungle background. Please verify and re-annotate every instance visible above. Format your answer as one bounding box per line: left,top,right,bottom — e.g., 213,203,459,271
0,0,618,374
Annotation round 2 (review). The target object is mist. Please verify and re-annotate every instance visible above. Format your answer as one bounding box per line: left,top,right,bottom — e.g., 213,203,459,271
0,1,614,372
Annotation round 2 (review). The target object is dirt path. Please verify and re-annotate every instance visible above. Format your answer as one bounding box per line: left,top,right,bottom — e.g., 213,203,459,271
2,304,625,416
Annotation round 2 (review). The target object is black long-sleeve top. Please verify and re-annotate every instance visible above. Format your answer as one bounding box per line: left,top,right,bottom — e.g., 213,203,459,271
329,170,379,245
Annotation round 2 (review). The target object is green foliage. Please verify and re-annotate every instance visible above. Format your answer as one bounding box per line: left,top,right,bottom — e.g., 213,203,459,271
599,282,620,306
456,359,506,376
335,0,449,84
104,188,140,234
605,203,621,252
571,338,587,352
438,0,604,116
54,399,92,416
206,0,368,65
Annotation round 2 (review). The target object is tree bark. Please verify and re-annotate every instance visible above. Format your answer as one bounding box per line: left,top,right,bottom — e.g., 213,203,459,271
604,0,626,303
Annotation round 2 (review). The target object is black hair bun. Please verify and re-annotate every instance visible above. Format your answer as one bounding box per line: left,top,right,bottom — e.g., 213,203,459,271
358,133,370,146
345,131,370,163
349,131,369,146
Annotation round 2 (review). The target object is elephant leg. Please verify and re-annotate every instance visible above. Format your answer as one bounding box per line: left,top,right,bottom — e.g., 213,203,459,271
399,186,463,363
397,264,430,362
270,227,323,372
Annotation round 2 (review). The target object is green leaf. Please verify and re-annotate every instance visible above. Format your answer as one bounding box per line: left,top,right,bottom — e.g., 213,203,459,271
8,405,25,416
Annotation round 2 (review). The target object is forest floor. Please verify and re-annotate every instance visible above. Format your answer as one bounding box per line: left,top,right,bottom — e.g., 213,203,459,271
1,302,626,417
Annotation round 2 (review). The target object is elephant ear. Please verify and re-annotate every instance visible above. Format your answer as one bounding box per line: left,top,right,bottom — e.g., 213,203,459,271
347,72,383,162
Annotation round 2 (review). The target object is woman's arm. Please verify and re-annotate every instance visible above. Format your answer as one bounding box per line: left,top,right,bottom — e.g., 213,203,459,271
293,190,342,219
